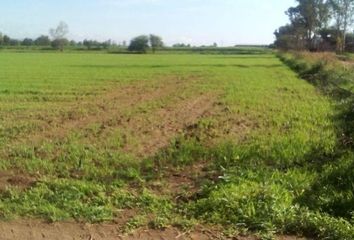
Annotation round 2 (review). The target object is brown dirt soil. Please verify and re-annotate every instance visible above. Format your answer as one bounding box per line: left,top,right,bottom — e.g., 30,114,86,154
147,161,213,201
0,220,308,240
120,92,218,156
0,171,36,192
0,220,225,240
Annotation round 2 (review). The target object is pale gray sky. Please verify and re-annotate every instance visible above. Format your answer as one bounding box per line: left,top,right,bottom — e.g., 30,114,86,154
0,0,295,46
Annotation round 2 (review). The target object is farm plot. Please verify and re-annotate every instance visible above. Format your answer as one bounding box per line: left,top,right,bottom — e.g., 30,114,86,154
0,52,351,239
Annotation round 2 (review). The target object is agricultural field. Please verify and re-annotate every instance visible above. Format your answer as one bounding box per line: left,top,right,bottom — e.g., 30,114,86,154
0,51,353,240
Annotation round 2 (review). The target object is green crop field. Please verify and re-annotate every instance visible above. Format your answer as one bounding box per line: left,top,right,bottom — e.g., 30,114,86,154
0,51,353,239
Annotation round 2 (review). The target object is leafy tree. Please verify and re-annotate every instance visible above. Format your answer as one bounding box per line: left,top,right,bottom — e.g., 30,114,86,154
49,21,69,51
3,35,11,45
21,38,33,46
274,24,306,50
0,34,14,46
286,0,330,50
173,43,191,48
82,39,112,50
102,40,112,49
51,38,69,50
345,32,354,51
69,40,77,46
329,0,354,52
319,27,338,50
128,35,149,53
34,35,51,46
275,0,354,52
83,39,93,50
9,39,20,46
149,34,163,53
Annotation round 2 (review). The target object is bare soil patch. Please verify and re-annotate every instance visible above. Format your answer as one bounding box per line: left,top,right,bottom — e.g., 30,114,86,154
121,92,218,156
147,161,212,202
0,171,36,192
0,220,225,240
0,220,308,240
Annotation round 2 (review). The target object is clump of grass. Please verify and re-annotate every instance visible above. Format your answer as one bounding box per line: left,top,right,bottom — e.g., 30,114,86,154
284,210,354,240
189,182,296,232
298,153,354,220
153,137,205,167
186,166,305,233
0,179,174,224
0,179,113,222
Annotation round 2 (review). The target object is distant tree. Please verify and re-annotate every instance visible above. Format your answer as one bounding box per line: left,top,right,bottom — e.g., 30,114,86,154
9,39,20,46
0,34,16,46
3,35,11,45
34,35,51,46
83,39,93,50
51,38,69,50
149,34,163,53
83,39,112,50
21,38,33,46
69,40,77,46
213,42,218,47
274,24,306,50
50,21,69,40
102,40,112,49
172,43,191,48
128,35,149,53
49,21,69,51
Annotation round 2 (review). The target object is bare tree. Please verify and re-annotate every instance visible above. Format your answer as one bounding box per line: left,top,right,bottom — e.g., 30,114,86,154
49,21,69,51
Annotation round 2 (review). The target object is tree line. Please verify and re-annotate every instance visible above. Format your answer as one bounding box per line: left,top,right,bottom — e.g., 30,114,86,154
0,22,117,51
0,21,165,53
274,0,354,52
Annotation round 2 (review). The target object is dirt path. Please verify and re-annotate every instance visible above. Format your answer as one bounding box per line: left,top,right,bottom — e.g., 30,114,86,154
0,220,308,240
0,220,225,240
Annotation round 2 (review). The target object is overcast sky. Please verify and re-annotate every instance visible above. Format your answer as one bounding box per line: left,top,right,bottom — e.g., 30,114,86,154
0,0,295,46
